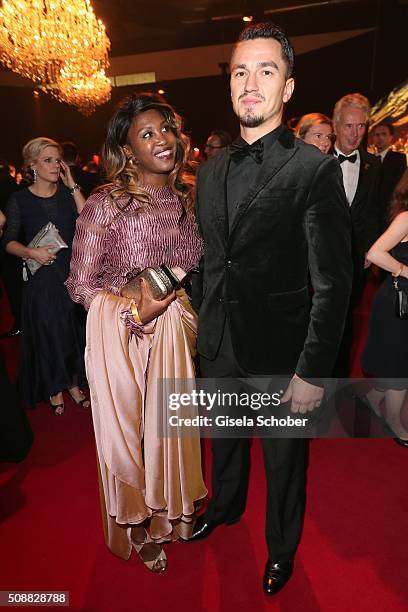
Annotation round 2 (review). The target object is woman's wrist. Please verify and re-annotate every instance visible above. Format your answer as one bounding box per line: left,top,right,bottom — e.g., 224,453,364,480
393,263,408,279
68,183,81,195
130,301,143,324
392,262,405,278
120,302,145,340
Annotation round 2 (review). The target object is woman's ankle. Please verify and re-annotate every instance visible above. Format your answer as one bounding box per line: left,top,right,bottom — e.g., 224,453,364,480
50,391,63,404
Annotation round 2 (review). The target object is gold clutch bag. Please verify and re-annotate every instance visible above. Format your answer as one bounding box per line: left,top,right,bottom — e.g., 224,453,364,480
121,265,186,301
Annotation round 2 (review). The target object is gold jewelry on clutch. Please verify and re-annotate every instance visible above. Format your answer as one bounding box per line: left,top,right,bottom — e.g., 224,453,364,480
130,301,143,324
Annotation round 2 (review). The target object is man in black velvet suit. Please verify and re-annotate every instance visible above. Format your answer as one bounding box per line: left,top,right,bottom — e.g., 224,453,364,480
371,122,406,232
189,23,352,595
332,94,381,376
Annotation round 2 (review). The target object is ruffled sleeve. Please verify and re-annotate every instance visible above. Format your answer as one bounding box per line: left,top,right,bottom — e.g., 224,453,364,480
66,191,115,310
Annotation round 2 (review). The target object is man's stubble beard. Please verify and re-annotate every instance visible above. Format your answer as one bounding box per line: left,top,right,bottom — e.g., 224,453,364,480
239,112,266,128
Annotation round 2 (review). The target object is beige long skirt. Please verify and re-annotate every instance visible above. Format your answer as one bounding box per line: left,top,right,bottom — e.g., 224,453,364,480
85,289,207,559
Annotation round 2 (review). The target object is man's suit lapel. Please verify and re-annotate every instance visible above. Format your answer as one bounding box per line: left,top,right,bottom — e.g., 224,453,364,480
351,148,374,209
229,128,298,238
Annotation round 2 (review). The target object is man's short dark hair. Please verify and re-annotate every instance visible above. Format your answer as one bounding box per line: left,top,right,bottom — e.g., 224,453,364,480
373,122,394,136
61,141,79,164
237,22,294,78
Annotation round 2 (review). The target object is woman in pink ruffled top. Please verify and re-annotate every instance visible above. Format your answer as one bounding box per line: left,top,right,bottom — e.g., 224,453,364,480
66,93,207,572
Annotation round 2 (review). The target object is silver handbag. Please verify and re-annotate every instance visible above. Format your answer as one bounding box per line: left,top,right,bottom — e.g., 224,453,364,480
121,265,186,300
23,222,68,278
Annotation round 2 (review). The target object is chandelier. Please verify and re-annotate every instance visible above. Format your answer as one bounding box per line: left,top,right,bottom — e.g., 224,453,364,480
0,0,111,115
57,62,111,115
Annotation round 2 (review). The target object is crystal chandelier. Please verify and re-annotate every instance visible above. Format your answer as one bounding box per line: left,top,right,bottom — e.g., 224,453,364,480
0,0,111,114
57,62,111,116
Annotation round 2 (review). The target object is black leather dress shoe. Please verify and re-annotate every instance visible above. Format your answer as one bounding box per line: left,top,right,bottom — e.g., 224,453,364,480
0,327,21,339
263,559,293,595
393,437,408,448
189,514,241,542
189,515,215,541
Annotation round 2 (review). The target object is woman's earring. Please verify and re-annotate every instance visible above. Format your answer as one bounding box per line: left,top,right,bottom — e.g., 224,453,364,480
33,168,37,182
128,156,136,166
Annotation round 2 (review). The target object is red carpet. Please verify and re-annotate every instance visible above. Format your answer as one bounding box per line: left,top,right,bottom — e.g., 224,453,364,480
1,280,408,611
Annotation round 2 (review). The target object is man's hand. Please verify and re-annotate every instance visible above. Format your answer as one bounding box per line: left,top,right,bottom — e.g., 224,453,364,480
281,374,324,414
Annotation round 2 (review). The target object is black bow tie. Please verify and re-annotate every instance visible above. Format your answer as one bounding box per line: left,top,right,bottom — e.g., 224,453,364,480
230,140,264,164
337,153,357,164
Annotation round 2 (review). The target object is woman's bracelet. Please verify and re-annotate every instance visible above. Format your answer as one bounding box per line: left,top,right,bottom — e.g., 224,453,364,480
130,301,143,324
392,263,405,278
69,183,81,195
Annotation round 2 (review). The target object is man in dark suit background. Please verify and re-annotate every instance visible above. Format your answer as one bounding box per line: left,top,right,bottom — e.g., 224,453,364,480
189,22,352,595
332,93,381,376
370,122,406,232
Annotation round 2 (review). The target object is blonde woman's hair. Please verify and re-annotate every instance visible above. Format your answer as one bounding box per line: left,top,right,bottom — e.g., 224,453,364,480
22,137,61,167
333,93,371,125
100,92,196,217
295,113,332,140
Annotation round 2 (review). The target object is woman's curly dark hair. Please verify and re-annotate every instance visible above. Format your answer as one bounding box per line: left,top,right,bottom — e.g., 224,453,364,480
100,92,196,216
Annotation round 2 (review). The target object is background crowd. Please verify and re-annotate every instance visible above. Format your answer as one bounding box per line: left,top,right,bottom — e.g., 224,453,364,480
0,94,407,458
1,92,407,411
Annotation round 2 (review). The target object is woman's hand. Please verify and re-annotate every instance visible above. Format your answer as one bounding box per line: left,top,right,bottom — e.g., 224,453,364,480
28,245,57,265
59,160,76,189
136,278,176,324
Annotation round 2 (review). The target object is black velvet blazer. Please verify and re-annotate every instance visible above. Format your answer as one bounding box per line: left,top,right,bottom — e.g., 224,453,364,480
193,127,353,378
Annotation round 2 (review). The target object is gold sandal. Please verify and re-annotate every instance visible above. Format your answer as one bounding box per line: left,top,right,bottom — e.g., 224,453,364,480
131,527,167,573
49,395,64,416
68,387,90,409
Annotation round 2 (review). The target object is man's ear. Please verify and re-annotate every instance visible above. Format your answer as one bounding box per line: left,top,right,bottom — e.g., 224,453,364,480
283,78,295,104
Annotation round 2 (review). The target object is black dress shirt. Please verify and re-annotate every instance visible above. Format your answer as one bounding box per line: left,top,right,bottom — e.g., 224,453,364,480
227,125,284,230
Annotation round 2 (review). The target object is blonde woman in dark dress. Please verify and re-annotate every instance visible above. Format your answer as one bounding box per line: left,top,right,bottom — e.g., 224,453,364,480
3,137,88,414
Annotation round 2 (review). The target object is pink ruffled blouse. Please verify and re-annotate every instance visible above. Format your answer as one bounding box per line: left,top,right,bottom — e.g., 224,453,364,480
66,184,203,310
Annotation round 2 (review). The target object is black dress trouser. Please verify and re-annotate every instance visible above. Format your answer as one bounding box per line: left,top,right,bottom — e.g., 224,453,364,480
199,321,307,563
